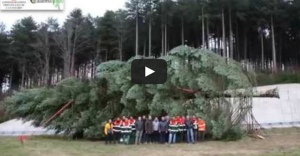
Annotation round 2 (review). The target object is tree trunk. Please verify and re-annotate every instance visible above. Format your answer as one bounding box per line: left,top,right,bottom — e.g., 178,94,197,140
229,8,233,59
91,60,94,78
105,50,108,62
214,37,217,53
48,67,52,87
161,0,165,56
161,21,164,56
164,22,167,55
21,63,25,89
149,8,152,57
0,75,3,94
71,25,78,77
55,68,58,83
202,7,205,48
44,30,50,87
143,40,146,56
222,9,226,58
206,17,210,49
135,6,139,56
63,30,72,79
120,36,123,61
148,15,152,57
25,77,28,88
83,64,87,79
44,56,50,87
243,27,247,61
236,20,240,61
261,34,264,70
271,14,277,73
96,40,101,66
218,36,221,55
119,26,123,61
279,32,283,71
70,52,75,77
181,16,184,45
167,40,170,52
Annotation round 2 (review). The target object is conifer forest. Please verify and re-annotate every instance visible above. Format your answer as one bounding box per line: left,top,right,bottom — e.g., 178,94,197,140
0,0,300,139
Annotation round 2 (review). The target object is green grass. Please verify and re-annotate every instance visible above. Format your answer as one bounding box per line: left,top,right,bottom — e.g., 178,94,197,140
255,72,300,86
1,129,300,156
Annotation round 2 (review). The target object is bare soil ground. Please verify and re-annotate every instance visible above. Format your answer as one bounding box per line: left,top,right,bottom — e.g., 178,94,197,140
1,128,300,156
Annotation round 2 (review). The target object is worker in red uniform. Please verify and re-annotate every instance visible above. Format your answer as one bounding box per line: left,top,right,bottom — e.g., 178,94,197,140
168,116,179,144
129,116,136,144
113,117,122,144
176,116,182,143
129,116,136,131
180,116,186,142
121,116,132,145
197,117,206,142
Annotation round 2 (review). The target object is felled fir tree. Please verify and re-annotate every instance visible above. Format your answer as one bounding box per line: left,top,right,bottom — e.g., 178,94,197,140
3,46,276,140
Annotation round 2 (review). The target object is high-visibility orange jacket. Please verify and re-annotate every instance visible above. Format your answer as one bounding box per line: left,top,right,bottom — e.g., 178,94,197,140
122,119,130,126
168,119,179,133
180,117,186,125
121,119,132,133
129,118,136,125
129,118,136,131
113,119,122,132
197,119,206,131
175,116,181,123
176,116,186,131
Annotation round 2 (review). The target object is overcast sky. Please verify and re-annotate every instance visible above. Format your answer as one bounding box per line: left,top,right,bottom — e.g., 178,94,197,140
0,0,127,30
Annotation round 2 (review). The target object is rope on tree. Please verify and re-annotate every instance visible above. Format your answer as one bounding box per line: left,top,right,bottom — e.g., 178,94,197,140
42,100,74,127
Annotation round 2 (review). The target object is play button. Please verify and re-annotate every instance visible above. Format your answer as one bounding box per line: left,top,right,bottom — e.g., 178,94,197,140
131,59,167,84
145,67,155,77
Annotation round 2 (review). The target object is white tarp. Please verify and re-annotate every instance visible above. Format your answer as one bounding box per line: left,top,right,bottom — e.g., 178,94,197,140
0,119,55,136
252,83,300,128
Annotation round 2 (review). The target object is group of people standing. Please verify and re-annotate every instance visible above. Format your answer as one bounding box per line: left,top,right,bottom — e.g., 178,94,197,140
104,115,206,145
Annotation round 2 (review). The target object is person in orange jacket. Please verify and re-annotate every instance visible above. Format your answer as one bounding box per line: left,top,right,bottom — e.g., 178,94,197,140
175,116,182,143
129,116,136,131
179,116,186,142
197,117,206,141
129,116,136,144
168,117,179,144
121,117,132,145
104,119,114,144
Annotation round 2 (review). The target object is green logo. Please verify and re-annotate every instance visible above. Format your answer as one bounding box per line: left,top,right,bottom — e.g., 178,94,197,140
52,0,63,8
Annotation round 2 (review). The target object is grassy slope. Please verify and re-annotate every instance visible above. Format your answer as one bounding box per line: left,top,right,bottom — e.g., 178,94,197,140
255,72,300,86
1,129,300,156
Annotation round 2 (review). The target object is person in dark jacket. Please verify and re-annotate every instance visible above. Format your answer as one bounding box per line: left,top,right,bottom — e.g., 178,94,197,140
159,116,168,144
165,115,170,142
135,116,144,145
141,115,147,143
145,115,153,143
185,115,195,144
